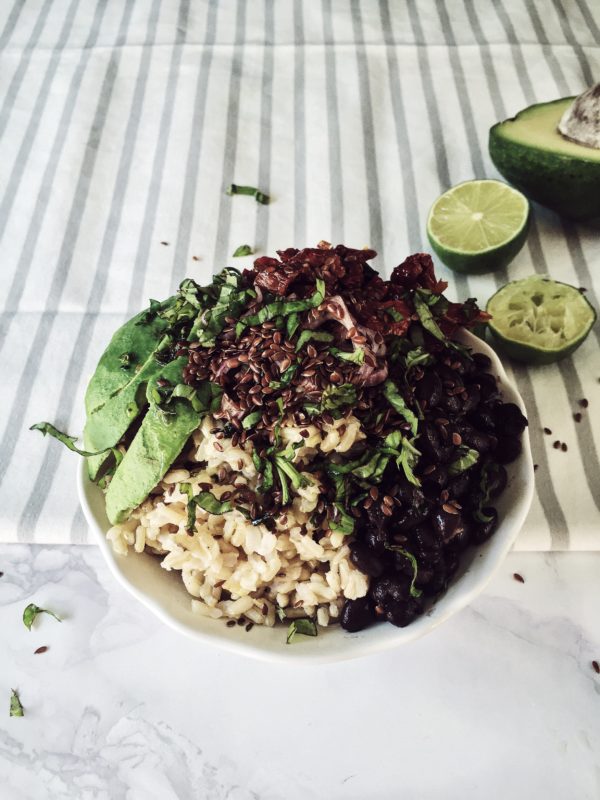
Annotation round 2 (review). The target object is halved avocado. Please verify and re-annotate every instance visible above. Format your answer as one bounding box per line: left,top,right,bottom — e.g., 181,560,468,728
105,399,200,524
489,98,600,221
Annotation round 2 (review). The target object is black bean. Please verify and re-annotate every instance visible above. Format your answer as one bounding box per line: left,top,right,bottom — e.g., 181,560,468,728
392,503,431,532
486,463,508,498
471,508,498,543
431,507,463,543
458,422,497,454
415,371,443,408
468,407,496,433
472,352,492,371
461,384,481,413
384,597,424,628
493,402,528,436
447,470,473,500
471,372,500,401
422,464,448,496
350,541,386,578
340,597,376,632
494,435,522,464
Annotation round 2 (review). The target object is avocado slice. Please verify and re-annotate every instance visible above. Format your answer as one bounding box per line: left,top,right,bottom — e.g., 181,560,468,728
105,399,200,525
83,301,178,480
489,97,600,221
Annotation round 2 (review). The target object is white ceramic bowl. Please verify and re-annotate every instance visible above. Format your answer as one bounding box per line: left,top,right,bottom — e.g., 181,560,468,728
78,331,534,664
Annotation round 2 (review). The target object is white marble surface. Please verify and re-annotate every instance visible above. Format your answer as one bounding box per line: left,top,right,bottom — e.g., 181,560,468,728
0,546,598,800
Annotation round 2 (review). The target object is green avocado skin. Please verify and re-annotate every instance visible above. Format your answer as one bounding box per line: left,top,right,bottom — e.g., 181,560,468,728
105,399,200,525
489,118,600,222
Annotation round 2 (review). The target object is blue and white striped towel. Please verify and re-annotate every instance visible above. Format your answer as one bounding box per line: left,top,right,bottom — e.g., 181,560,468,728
0,0,598,548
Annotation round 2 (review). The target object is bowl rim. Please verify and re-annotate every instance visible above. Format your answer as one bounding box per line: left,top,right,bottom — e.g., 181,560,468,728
77,330,535,664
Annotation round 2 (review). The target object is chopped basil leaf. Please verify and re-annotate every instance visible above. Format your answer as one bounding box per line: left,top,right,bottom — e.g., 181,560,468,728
135,298,162,326
329,503,355,535
286,617,318,643
274,456,308,490
385,545,422,598
269,364,298,389
193,269,255,346
29,423,122,465
242,410,262,430
473,508,495,523
414,291,445,341
383,380,419,436
260,459,274,492
295,329,334,352
10,689,24,718
286,312,300,339
303,402,320,417
275,464,290,505
405,347,434,370
226,183,270,205
321,383,357,413
448,447,479,476
23,603,62,631
330,346,365,365
386,307,405,322
242,279,325,329
276,605,287,622
252,452,262,472
180,483,233,532
400,439,421,486
232,244,253,257
471,461,501,522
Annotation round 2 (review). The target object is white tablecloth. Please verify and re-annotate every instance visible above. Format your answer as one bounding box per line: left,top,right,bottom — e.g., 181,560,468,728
0,0,599,548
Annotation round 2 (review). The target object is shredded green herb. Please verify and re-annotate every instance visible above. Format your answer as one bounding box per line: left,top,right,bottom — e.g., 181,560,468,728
295,330,334,352
232,244,253,257
385,545,422,598
23,603,62,631
10,689,24,718
330,346,365,365
286,617,318,643
383,380,419,436
180,483,233,532
414,291,445,341
135,298,162,326
320,383,357,413
329,503,355,535
29,423,123,466
448,447,479,476
226,183,270,205
242,410,262,430
405,347,435,370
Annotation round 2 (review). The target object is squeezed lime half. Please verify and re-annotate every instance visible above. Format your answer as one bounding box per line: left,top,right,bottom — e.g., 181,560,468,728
427,179,530,274
486,275,596,364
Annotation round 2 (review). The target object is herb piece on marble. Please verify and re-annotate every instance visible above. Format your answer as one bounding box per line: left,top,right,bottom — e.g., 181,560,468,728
23,603,62,631
10,689,24,717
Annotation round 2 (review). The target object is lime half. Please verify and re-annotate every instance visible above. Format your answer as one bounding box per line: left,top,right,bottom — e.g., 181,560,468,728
487,276,596,364
427,179,530,274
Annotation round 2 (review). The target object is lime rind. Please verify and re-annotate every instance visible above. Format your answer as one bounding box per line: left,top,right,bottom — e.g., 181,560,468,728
427,179,530,256
487,276,596,362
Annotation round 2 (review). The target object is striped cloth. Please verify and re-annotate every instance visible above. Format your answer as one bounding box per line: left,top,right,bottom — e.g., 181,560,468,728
0,0,598,548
